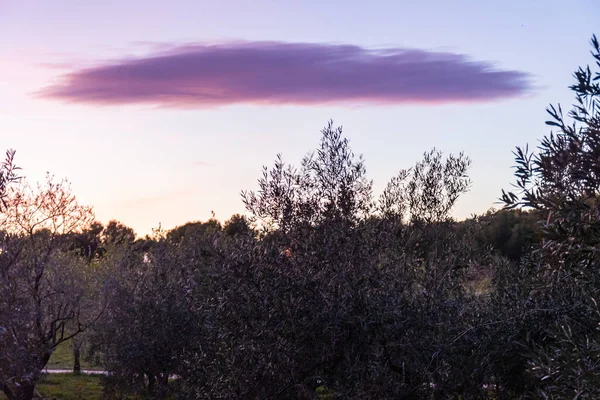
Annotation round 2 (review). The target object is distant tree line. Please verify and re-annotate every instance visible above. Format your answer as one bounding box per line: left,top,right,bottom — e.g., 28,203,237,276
0,35,598,400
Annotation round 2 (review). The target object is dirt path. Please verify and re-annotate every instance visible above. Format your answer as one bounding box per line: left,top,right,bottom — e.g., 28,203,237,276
44,369,108,375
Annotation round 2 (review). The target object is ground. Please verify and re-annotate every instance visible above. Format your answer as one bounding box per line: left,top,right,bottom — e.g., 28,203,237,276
0,374,104,400
0,341,107,400
45,340,103,371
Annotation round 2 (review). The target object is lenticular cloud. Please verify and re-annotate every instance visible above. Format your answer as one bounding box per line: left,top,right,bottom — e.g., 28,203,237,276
38,41,533,108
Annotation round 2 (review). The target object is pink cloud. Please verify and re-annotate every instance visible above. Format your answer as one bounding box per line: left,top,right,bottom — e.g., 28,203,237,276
37,41,533,108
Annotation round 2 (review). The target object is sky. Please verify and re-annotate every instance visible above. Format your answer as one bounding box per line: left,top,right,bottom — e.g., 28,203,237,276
0,0,598,235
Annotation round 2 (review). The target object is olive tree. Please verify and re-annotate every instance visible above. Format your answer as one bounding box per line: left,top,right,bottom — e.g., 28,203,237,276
90,221,220,399
181,121,480,398
0,175,100,400
0,149,20,211
501,35,600,398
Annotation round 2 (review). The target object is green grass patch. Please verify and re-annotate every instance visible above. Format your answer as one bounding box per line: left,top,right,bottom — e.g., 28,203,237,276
316,385,338,399
46,340,103,371
0,343,106,400
0,373,109,400
36,374,105,400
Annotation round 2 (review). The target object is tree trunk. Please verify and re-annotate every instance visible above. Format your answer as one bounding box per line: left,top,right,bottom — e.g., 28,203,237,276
156,373,170,399
6,381,35,400
73,341,81,375
147,373,156,395
0,382,17,400
160,373,169,388
17,382,35,400
2,351,50,400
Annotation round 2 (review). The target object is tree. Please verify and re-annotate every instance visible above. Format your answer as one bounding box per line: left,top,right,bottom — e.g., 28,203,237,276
0,150,20,212
0,175,102,400
242,120,373,234
62,221,107,374
379,148,471,224
461,208,541,261
181,121,483,398
223,214,254,237
102,220,136,247
90,222,210,399
502,35,600,398
166,219,222,244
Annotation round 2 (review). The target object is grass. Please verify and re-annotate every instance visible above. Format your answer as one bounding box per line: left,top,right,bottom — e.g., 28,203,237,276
464,264,493,296
46,340,104,371
36,374,105,400
0,374,105,400
0,374,146,400
0,342,108,399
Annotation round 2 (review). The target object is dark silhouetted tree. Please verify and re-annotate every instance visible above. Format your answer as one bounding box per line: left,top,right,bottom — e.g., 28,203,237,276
502,35,600,398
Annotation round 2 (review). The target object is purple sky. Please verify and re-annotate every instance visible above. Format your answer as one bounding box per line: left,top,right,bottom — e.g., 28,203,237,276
0,0,598,235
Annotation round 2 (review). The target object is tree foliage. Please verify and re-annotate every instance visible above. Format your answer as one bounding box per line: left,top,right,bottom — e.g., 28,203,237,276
0,150,20,211
0,175,102,400
501,35,600,398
